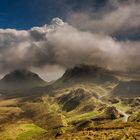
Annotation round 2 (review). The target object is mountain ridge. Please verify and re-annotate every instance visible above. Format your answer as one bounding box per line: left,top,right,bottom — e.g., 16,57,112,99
54,64,119,87
0,69,46,91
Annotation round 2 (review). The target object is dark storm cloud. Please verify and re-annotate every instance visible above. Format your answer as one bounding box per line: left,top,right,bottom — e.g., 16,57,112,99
68,0,140,40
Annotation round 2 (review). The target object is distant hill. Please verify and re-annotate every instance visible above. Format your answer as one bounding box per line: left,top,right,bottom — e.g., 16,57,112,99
54,65,118,87
112,81,140,98
0,69,46,91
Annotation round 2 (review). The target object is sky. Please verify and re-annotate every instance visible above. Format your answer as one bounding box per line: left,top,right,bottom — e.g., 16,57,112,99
0,0,106,29
0,0,140,81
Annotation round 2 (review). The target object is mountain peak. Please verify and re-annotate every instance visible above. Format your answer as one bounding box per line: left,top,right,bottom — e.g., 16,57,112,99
55,65,118,86
2,69,39,81
63,64,112,79
0,69,46,90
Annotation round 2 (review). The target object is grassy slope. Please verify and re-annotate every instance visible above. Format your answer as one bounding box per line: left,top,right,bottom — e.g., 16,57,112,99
0,123,46,140
0,83,139,139
113,101,131,112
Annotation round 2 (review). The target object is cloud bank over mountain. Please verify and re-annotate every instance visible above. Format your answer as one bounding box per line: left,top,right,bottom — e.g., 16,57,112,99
68,0,140,39
0,0,140,77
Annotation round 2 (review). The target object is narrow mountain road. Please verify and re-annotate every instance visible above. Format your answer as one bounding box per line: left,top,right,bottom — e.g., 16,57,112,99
98,95,130,122
117,108,130,122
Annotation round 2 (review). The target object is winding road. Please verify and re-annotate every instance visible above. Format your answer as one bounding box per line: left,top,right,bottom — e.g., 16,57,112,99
117,108,130,122
98,95,130,122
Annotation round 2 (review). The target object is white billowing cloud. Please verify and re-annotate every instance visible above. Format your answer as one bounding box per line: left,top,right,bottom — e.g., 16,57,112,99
42,24,140,71
0,29,30,47
0,15,139,79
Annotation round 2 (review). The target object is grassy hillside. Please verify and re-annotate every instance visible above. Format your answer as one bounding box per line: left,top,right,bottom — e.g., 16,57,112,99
0,66,139,140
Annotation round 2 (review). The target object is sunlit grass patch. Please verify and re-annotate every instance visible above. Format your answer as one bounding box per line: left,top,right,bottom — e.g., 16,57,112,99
113,102,130,112
17,124,46,140
0,123,46,140
67,110,101,123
